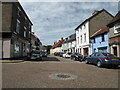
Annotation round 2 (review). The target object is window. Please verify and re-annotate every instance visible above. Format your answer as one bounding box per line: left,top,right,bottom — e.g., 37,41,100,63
23,43,26,52
84,34,86,42
77,37,79,44
83,24,86,29
14,42,19,53
16,19,20,33
81,35,82,43
93,38,96,43
24,27,27,37
102,34,105,42
24,31,26,37
17,7,21,16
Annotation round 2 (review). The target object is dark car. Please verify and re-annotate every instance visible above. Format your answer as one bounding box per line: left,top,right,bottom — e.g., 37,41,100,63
85,52,120,67
30,50,42,60
54,52,57,56
41,51,47,57
71,53,83,61
59,52,65,57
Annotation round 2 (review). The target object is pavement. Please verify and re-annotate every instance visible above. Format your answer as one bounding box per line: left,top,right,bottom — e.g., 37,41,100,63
0,59,24,63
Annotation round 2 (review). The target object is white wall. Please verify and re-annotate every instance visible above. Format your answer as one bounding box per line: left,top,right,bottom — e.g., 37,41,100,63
75,21,91,55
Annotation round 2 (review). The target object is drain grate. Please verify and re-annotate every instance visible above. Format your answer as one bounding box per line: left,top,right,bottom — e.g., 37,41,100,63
49,73,77,80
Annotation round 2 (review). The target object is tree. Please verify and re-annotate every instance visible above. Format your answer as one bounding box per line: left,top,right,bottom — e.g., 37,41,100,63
44,45,52,54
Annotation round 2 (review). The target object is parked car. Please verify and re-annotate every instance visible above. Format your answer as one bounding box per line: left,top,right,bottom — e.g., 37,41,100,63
41,51,47,57
30,50,42,60
63,52,72,58
54,52,57,56
85,52,120,67
59,52,65,57
71,53,83,61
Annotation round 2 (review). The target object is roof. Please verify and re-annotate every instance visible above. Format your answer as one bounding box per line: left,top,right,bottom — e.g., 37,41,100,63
90,27,109,38
107,11,120,27
63,34,76,44
52,39,64,49
75,9,114,30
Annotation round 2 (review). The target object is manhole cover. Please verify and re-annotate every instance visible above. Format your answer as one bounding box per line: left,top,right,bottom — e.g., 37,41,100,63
57,74,71,78
49,73,77,80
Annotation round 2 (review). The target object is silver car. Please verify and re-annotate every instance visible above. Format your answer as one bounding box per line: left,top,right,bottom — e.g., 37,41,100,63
30,50,42,60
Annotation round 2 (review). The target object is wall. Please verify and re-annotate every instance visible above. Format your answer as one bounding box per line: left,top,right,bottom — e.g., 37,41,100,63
2,2,12,32
89,10,113,37
91,32,109,53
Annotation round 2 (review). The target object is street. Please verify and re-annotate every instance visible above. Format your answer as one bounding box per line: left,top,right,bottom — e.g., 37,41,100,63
2,55,119,88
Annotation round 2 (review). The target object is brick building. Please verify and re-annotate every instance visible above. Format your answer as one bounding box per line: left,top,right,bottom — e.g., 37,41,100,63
107,11,120,57
0,2,33,59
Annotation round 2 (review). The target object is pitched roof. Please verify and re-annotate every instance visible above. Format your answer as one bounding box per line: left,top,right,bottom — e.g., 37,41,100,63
52,39,64,49
75,9,114,30
63,34,76,44
107,11,120,27
90,27,109,38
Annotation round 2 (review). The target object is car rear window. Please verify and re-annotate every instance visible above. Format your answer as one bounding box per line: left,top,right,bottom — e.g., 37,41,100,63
102,53,115,57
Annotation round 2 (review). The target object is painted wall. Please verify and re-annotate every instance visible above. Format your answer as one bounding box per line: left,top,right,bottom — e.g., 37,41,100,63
91,32,109,53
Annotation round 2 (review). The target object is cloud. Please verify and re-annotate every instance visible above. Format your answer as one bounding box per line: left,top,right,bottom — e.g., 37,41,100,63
20,2,118,45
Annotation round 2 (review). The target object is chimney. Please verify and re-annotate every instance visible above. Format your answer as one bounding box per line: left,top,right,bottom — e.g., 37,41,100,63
92,10,99,15
61,37,63,40
118,1,120,12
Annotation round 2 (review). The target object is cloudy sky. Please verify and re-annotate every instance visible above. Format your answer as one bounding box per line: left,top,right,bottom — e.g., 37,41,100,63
20,1,118,45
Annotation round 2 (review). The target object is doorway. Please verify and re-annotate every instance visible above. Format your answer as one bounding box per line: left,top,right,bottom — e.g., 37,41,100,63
113,47,117,56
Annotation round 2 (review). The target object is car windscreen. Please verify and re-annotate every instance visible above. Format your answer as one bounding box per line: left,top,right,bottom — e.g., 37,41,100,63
102,53,115,57
68,53,72,55
32,51,40,54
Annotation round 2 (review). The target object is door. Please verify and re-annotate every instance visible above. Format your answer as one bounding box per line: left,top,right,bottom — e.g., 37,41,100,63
113,47,117,56
83,48,88,56
3,39,10,58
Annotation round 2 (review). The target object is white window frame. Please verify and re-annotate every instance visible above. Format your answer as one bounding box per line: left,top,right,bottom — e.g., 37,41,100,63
24,26,27,37
16,19,20,33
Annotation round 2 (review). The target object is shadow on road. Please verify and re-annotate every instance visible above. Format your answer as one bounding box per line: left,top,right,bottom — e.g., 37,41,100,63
87,63,120,70
26,56,60,62
42,56,60,62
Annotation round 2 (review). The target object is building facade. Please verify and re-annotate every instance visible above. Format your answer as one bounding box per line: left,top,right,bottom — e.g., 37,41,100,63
31,32,42,51
91,27,110,53
75,9,113,56
62,34,76,53
50,38,64,54
1,2,33,59
107,11,120,57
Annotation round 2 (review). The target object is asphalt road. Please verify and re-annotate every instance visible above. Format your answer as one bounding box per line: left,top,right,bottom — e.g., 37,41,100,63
2,54,120,88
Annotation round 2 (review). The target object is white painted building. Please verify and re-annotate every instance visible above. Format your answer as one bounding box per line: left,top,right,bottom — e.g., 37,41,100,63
75,9,114,56
62,34,76,53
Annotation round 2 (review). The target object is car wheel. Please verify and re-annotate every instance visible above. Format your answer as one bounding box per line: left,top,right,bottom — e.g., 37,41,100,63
112,65,118,68
85,59,89,64
97,61,102,67
79,58,82,62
